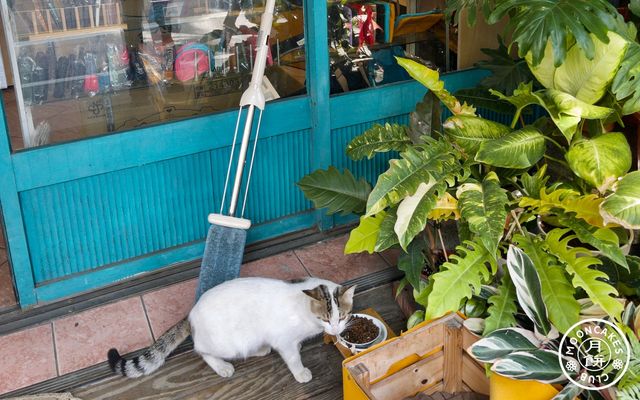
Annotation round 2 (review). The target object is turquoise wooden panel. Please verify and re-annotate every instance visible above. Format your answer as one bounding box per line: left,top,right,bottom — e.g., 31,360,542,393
12,96,311,192
21,129,312,284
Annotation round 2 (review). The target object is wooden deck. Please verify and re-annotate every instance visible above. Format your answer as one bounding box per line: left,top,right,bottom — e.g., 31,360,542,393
71,284,407,400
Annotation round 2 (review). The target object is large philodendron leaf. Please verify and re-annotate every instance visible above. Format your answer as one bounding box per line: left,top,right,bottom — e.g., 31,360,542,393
566,133,632,193
491,0,620,67
550,31,629,105
483,272,518,335
492,349,569,384
395,57,477,116
514,234,580,334
601,171,640,229
346,123,412,161
545,228,624,320
506,246,553,336
428,192,460,221
519,188,606,227
559,216,628,270
456,172,508,256
345,211,387,254
424,241,495,320
470,327,541,364
297,167,371,215
394,180,446,250
613,41,640,115
366,141,460,216
475,126,546,169
443,115,511,156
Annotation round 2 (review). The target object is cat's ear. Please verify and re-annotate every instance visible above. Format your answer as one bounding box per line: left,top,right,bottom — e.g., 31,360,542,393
338,285,356,300
338,285,356,305
302,286,324,302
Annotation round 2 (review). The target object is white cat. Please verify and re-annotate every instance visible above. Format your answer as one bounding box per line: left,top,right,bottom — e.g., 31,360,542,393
108,277,356,383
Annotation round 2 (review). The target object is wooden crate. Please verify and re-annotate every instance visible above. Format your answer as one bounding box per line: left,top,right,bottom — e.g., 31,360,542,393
343,313,489,400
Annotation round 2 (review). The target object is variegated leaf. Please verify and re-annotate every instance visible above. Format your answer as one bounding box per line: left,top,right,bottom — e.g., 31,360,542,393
395,180,445,250
469,327,541,363
475,126,546,169
443,115,510,156
492,349,569,384
506,245,553,336
601,171,640,229
374,207,399,252
514,234,580,334
366,141,460,216
346,123,412,161
566,133,632,193
456,171,508,256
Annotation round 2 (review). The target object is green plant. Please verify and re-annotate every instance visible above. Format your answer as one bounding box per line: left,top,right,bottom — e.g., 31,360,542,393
298,19,640,337
468,246,639,398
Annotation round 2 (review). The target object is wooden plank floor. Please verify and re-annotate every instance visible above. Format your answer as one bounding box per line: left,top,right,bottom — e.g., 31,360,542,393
72,284,407,400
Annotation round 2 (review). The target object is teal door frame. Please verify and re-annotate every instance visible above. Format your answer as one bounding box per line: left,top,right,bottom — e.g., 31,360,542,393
0,1,488,307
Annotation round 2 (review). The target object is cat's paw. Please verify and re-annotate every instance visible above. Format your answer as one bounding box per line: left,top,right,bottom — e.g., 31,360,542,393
293,368,312,383
214,362,235,378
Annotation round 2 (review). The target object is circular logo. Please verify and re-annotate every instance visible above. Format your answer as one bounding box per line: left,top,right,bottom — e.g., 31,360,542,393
559,318,630,390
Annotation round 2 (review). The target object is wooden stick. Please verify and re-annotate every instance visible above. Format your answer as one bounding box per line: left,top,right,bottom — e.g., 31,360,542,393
75,7,81,30
61,8,67,31
46,10,53,32
116,2,121,24
32,11,38,34
88,5,94,27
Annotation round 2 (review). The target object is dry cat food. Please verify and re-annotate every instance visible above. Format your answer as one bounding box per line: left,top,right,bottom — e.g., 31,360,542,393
341,316,380,344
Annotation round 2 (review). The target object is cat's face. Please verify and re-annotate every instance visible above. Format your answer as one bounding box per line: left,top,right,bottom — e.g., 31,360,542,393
303,284,356,336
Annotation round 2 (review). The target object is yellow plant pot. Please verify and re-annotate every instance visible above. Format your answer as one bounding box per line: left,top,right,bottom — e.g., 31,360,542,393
490,374,560,400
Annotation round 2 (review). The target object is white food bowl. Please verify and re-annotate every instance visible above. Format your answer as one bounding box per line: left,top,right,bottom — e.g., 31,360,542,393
338,313,388,354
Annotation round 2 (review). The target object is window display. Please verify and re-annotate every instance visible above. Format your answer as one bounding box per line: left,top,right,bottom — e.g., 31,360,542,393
0,0,306,149
327,0,454,94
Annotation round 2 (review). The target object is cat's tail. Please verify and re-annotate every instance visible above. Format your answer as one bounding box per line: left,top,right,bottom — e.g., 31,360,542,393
108,318,191,378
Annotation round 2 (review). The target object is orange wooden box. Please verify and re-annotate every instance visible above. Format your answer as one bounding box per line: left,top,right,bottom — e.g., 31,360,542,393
342,313,489,400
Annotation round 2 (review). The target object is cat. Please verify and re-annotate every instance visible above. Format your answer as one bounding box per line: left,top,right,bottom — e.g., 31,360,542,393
107,277,356,383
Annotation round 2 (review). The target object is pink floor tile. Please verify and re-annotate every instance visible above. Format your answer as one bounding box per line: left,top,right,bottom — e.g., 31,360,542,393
294,235,390,283
0,324,57,394
241,251,311,280
0,247,6,265
53,297,153,375
0,261,16,309
143,279,197,339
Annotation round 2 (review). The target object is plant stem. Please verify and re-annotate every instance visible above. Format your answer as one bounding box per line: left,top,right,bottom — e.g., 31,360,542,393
544,136,564,151
543,154,570,168
511,210,526,236
437,227,448,262
519,114,526,129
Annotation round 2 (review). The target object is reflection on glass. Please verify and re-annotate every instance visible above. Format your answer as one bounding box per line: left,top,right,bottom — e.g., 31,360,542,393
0,0,306,149
327,0,455,95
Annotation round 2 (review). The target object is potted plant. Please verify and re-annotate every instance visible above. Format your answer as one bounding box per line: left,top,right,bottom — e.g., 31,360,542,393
469,246,640,400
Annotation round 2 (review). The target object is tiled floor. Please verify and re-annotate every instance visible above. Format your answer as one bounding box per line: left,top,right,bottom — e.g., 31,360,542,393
0,233,396,395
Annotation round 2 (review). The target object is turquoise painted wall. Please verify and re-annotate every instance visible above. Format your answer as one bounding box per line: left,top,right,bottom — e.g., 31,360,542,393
0,0,490,306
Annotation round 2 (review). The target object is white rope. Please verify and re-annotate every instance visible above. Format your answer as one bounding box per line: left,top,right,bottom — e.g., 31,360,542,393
220,106,244,214
241,109,264,218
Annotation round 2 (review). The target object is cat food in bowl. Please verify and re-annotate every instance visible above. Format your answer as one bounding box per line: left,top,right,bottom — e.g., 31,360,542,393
339,313,388,353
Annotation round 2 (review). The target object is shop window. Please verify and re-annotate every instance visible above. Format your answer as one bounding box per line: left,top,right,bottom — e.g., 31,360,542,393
0,0,306,150
328,0,455,95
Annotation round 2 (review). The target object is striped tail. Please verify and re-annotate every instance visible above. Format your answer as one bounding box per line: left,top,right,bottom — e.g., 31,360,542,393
108,318,191,378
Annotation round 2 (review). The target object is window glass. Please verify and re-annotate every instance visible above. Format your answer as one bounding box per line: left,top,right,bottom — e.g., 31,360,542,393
0,0,306,149
328,0,455,95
